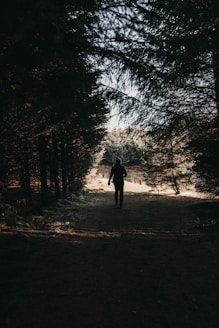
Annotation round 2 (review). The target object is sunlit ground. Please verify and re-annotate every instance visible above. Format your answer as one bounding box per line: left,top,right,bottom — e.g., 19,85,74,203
1,175,217,239
85,177,214,199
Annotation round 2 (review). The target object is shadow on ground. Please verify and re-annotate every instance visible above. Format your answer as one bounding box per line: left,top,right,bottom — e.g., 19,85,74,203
1,191,219,328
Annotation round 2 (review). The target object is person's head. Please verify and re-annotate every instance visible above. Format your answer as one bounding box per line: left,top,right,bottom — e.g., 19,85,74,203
116,157,120,165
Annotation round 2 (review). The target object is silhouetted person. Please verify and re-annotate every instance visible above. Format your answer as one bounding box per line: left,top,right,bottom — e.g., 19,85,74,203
108,158,127,208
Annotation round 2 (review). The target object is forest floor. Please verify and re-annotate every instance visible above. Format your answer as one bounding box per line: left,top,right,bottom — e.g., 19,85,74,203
0,178,219,328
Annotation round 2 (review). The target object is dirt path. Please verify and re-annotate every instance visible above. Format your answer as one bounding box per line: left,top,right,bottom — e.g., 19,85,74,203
1,191,219,328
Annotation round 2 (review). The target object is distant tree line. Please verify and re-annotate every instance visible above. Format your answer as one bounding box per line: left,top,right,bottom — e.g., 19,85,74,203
101,127,195,194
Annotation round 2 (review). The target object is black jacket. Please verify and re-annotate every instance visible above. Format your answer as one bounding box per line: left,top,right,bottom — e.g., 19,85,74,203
109,164,127,188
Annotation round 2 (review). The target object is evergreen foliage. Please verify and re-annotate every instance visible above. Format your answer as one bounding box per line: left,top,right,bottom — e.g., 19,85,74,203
0,0,108,205
96,0,219,194
101,129,143,166
190,117,219,193
101,126,194,194
1,0,218,205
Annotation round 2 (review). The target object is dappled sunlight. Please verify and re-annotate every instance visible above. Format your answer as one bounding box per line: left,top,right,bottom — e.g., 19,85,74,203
1,180,218,241
0,225,200,240
85,177,150,193
85,177,215,199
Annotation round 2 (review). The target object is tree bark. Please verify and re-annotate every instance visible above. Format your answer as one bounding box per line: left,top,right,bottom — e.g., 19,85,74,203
22,152,32,200
38,135,48,206
212,22,219,114
52,131,60,199
60,131,67,195
169,140,180,194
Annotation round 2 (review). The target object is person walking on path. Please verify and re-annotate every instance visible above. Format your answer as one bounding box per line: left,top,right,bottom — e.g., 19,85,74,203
108,157,127,208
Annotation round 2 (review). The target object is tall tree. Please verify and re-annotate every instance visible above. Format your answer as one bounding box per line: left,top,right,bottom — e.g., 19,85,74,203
94,0,219,193
0,0,108,204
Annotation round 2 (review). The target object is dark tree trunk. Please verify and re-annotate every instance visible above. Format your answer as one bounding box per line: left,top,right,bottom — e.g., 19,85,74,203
0,144,6,183
21,152,32,201
52,131,60,199
169,140,180,195
48,154,54,189
171,168,180,195
0,143,6,203
38,135,48,206
60,131,67,195
212,22,219,114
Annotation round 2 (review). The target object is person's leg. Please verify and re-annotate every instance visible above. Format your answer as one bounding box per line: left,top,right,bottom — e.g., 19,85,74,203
120,187,124,208
115,188,118,206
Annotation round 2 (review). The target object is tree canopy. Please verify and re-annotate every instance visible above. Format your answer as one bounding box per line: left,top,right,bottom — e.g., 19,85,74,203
0,0,108,205
0,0,218,206
95,0,219,193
